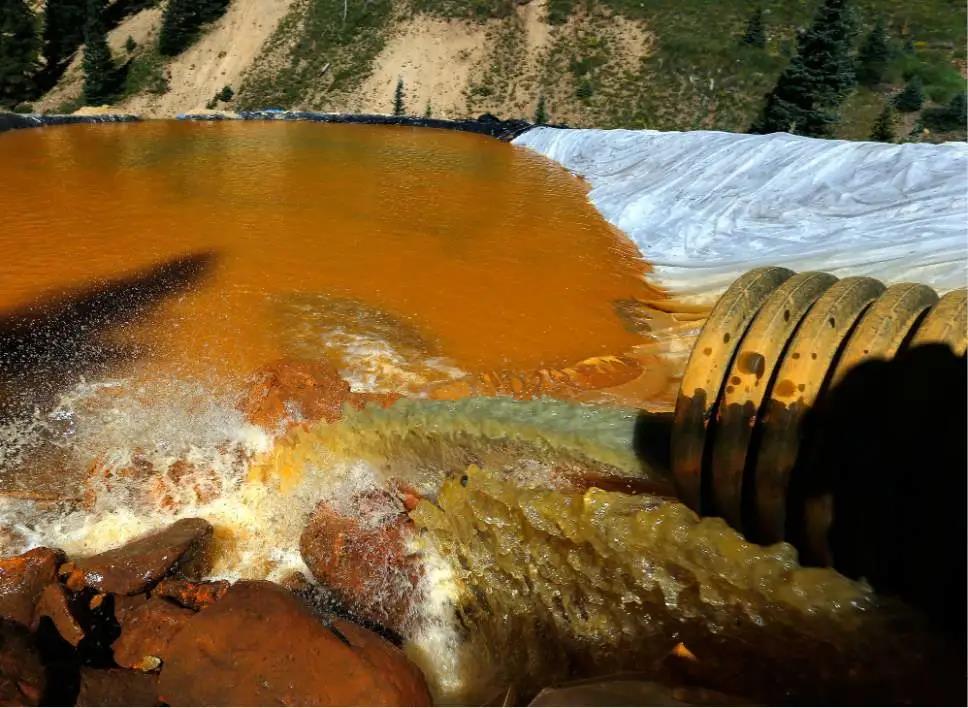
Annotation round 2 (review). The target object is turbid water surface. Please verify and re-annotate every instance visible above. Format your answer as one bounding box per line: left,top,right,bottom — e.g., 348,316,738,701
1,121,658,387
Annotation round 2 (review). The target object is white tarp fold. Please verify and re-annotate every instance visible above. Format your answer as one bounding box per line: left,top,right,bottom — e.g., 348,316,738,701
514,127,967,299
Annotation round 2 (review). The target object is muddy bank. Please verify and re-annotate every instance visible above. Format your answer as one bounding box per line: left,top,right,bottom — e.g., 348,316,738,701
0,113,140,134
177,110,537,141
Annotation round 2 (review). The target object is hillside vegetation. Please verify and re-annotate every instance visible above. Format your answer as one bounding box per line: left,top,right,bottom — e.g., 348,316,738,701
5,0,966,141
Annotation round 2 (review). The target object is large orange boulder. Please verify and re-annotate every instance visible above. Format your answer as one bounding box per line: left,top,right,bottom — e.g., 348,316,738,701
239,359,351,429
157,581,431,706
299,492,420,635
60,519,213,595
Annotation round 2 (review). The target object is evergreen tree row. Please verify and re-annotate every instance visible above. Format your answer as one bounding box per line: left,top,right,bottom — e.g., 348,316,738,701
159,0,230,57
82,0,112,105
0,0,38,107
43,0,87,71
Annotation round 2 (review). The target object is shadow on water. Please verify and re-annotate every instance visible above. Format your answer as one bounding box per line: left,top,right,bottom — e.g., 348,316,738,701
0,251,217,419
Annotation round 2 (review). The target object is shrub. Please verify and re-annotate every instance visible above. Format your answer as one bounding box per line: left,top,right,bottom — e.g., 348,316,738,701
742,8,766,49
393,77,405,116
869,103,895,142
534,94,548,124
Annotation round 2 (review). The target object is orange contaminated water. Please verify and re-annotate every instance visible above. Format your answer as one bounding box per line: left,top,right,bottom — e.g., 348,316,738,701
0,121,658,393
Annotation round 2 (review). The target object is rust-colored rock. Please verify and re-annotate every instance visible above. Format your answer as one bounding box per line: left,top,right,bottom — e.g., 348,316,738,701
152,578,228,611
0,548,64,626
112,596,194,671
158,581,431,706
77,668,158,707
82,458,222,516
300,492,420,634
239,358,352,429
60,519,213,595
0,620,44,706
32,583,84,647
347,391,402,411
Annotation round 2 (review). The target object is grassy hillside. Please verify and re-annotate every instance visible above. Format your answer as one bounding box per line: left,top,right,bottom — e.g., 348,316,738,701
32,0,967,141
235,0,965,141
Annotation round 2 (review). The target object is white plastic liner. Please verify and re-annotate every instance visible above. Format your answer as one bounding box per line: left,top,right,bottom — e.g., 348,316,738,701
514,127,968,300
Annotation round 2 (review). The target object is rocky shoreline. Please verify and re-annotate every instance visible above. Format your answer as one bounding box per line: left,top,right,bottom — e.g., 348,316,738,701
176,110,537,141
0,518,431,706
0,113,140,133
1,110,537,141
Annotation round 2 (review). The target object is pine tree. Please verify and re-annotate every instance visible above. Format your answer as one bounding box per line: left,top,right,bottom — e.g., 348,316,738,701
159,0,228,57
196,0,228,24
742,8,766,49
392,77,405,116
42,0,86,69
870,103,895,142
922,92,967,132
856,17,890,86
534,94,548,124
159,0,193,56
893,75,924,112
217,84,234,102
82,0,113,105
0,0,39,107
423,100,432,118
751,0,857,138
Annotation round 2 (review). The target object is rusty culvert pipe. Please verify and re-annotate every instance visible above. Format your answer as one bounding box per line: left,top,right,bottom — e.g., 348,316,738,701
668,267,966,628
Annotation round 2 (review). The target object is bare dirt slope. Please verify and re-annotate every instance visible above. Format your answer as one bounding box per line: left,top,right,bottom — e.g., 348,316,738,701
35,0,295,116
119,0,295,116
310,0,652,124
34,0,651,124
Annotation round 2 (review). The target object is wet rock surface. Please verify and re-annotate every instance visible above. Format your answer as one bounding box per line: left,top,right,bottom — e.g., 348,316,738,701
112,597,194,671
0,547,64,626
300,493,420,635
158,581,431,706
152,578,228,611
0,620,44,705
76,667,157,706
32,583,84,647
60,518,213,595
0,519,433,706
240,358,352,429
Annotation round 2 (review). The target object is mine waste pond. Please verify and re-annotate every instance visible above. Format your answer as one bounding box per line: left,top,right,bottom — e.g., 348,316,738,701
0,122,960,705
